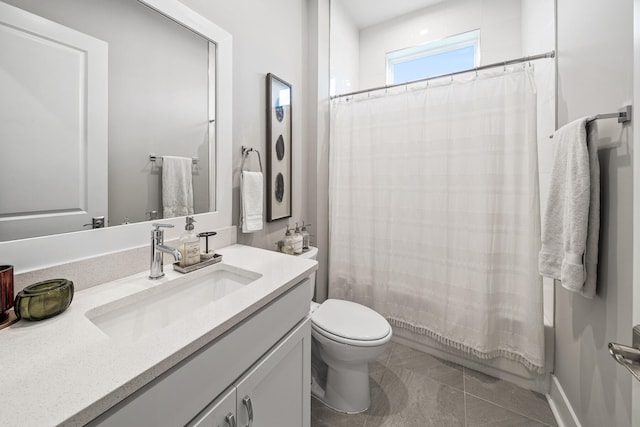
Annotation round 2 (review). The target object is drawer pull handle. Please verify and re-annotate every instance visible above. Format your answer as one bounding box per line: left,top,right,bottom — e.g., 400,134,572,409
242,395,254,427
225,412,236,427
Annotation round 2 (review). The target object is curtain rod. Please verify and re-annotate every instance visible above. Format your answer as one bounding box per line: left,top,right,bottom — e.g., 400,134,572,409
330,50,556,100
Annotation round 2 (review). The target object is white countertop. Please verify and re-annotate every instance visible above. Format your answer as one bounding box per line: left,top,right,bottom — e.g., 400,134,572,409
0,245,317,426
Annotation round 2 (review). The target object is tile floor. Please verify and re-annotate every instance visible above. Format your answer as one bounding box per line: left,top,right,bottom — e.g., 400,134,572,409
311,342,557,427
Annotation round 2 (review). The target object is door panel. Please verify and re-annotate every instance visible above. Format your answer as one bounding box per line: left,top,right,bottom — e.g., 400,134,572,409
0,2,107,240
235,320,311,427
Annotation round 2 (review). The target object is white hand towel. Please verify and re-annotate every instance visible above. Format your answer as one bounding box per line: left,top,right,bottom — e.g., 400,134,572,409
241,171,263,233
582,123,600,298
538,117,599,297
162,155,194,219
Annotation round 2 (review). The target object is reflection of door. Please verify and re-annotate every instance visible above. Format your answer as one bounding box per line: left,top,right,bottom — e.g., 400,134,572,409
0,2,107,241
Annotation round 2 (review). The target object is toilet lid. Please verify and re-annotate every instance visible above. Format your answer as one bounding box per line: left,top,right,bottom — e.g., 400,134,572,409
311,299,391,341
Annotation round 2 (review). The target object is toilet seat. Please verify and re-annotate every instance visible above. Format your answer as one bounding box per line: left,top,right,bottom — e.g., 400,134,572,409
312,323,392,347
311,299,391,347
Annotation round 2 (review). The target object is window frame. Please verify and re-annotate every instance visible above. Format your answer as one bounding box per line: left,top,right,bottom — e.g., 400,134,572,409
386,29,481,85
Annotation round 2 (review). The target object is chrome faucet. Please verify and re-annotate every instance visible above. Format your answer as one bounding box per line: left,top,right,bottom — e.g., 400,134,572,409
149,223,182,279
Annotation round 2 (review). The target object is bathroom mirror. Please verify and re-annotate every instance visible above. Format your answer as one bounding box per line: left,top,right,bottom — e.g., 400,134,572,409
0,0,232,273
0,0,223,242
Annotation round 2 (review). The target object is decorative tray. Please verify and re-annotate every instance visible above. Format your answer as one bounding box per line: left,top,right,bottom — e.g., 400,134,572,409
173,253,222,274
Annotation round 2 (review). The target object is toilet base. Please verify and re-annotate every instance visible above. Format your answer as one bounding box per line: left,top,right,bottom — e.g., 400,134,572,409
311,360,370,414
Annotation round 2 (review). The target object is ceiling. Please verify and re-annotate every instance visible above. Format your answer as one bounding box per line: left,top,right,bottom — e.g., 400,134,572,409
339,0,447,29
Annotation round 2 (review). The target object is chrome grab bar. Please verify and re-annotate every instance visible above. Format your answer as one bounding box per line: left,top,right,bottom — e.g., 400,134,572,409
609,325,640,382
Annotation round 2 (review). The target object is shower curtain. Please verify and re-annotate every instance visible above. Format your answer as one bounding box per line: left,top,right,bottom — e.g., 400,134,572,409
329,67,544,372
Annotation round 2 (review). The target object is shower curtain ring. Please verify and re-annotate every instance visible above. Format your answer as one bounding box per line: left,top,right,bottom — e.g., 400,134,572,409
503,61,507,72
475,67,478,77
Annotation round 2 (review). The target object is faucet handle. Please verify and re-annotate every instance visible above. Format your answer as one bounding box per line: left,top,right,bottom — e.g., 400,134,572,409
152,223,174,231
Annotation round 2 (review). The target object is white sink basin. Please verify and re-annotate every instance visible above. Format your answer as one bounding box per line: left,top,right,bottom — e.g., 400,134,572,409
86,264,261,341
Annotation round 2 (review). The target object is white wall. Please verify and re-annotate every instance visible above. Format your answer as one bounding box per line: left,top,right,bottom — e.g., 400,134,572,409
179,0,310,251
330,0,359,96
358,0,522,90
521,0,555,56
521,0,556,327
308,0,331,302
556,0,633,425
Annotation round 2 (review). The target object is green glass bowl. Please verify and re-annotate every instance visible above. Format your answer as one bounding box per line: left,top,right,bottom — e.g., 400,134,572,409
14,279,74,321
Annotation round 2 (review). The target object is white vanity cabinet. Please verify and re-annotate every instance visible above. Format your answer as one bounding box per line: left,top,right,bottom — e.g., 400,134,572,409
89,278,311,427
189,319,310,427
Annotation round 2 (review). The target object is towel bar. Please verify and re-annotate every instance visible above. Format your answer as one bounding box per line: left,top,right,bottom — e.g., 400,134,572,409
149,154,198,164
549,105,632,139
588,105,632,124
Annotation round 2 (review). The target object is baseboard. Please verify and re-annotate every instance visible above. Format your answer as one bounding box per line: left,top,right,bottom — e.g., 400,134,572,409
547,374,581,427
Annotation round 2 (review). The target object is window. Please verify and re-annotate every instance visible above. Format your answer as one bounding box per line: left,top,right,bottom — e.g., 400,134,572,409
386,30,480,85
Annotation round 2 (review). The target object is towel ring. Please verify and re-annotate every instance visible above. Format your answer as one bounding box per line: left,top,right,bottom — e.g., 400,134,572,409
241,146,263,173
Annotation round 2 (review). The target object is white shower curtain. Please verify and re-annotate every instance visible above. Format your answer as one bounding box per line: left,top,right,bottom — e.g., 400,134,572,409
329,67,544,372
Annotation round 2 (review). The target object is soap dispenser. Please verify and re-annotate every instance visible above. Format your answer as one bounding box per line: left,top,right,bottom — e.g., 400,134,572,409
300,221,311,251
292,223,303,255
282,226,295,255
179,216,200,267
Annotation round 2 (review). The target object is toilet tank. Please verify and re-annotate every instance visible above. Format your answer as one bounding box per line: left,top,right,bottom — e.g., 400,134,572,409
296,247,318,301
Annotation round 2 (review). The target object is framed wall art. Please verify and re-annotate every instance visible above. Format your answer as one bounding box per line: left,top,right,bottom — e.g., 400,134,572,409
266,73,292,221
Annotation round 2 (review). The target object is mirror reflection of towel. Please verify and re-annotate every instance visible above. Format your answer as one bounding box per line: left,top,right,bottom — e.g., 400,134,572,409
241,171,263,233
162,155,194,218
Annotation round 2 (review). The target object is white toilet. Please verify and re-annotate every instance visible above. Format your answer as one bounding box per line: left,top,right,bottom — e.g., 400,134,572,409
299,247,392,414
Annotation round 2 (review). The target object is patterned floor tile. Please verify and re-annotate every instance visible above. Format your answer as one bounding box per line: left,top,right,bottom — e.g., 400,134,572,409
465,395,549,427
464,368,557,426
311,341,558,427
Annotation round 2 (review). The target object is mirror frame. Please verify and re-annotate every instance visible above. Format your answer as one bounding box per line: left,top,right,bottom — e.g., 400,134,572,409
0,0,232,273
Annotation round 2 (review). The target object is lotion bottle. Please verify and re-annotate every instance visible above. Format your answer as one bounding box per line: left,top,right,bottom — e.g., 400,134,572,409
282,226,294,255
300,221,311,251
179,216,200,267
292,223,303,255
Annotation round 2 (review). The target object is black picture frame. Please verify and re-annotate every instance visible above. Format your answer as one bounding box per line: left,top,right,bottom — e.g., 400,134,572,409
266,73,292,222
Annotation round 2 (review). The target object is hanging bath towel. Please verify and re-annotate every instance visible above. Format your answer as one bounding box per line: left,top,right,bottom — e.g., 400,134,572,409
240,171,264,233
162,155,194,218
539,118,600,298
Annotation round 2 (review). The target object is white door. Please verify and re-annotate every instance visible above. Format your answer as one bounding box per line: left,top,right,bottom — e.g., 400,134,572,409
0,2,108,241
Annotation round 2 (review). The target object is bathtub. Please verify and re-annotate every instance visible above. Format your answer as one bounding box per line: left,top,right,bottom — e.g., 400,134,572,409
392,277,554,394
